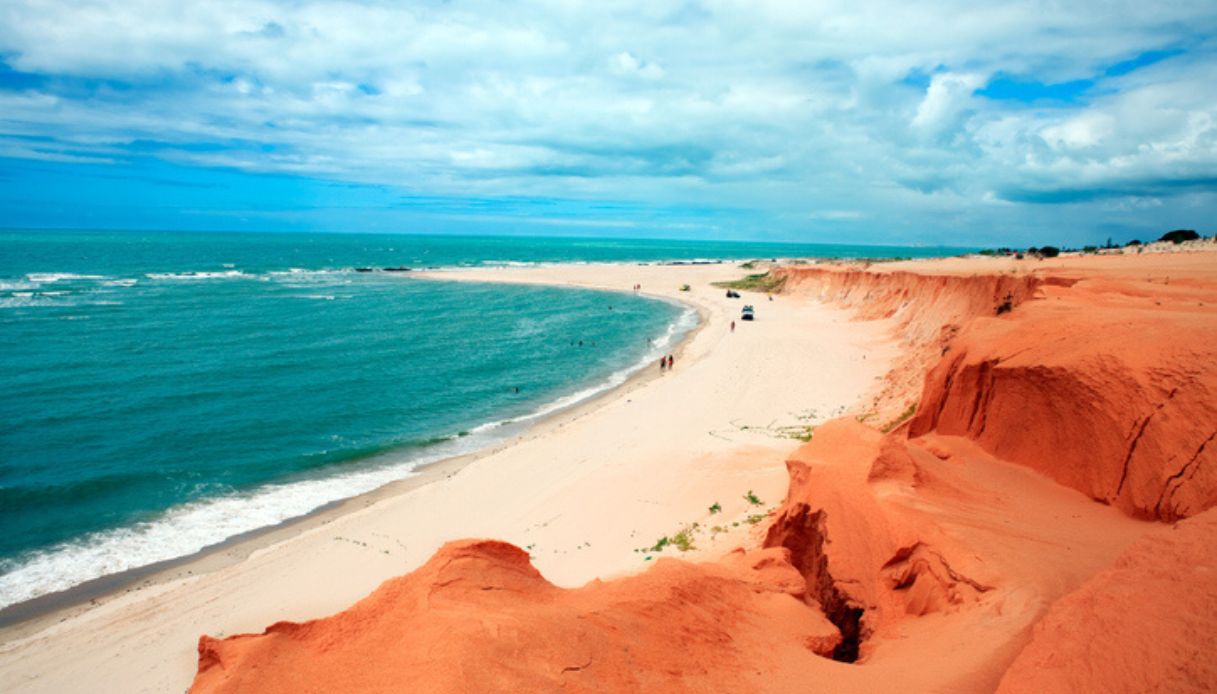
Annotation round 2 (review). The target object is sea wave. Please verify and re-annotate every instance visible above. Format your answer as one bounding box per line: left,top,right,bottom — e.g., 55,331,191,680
0,299,700,610
0,434,494,609
144,270,251,281
25,273,108,283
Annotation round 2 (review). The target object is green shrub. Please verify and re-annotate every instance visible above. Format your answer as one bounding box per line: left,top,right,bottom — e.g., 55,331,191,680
1159,229,1200,244
712,272,787,293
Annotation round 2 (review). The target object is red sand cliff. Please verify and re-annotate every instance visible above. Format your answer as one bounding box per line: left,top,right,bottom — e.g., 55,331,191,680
191,253,1217,693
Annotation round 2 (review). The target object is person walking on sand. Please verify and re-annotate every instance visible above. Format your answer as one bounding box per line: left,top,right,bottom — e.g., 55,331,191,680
659,356,666,372
731,320,735,333
667,354,674,369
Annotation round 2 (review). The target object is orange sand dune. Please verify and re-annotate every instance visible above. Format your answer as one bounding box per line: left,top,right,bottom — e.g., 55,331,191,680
192,540,841,693
190,252,1217,693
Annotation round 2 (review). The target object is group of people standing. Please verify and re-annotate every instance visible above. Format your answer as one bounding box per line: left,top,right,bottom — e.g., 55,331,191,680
658,353,675,371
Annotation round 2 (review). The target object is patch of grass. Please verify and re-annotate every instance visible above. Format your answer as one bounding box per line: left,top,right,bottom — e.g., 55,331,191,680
881,402,918,433
746,514,768,525
709,502,722,514
744,490,763,506
679,284,691,291
775,424,815,442
711,272,787,293
648,536,670,553
739,261,757,269
671,528,696,552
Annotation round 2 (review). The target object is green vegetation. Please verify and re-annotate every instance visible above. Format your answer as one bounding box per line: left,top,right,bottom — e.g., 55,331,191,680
775,424,815,442
671,527,696,552
882,402,918,433
1038,246,1060,258
709,502,722,514
679,284,691,291
746,514,768,525
1159,229,1200,244
712,271,787,293
744,490,763,506
643,525,698,554
739,261,757,269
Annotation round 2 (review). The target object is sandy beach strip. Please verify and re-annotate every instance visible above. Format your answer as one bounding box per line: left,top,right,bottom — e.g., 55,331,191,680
0,261,898,694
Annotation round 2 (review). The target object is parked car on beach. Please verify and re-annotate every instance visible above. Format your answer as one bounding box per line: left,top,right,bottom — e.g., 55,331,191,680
741,305,755,321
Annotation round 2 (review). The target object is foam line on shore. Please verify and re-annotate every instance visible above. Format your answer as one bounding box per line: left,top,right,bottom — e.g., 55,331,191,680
0,300,699,611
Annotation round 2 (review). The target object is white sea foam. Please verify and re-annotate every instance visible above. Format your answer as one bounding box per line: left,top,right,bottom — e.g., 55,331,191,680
0,433,500,609
25,273,106,283
145,270,250,281
102,278,138,287
481,260,540,268
0,280,38,291
0,302,701,609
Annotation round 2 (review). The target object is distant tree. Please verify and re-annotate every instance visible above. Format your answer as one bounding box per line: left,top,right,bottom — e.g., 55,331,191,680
1027,246,1040,255
1159,229,1200,244
1125,239,1142,246
1083,245,1098,254
1105,236,1115,248
1039,246,1060,258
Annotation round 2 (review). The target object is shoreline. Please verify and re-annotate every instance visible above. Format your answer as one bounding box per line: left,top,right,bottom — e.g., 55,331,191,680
0,271,707,637
0,260,900,693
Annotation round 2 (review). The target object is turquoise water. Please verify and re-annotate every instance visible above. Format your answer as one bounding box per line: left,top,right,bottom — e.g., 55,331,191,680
0,230,969,608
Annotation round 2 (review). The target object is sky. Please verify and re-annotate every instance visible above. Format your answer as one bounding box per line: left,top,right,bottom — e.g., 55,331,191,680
1,1,1215,247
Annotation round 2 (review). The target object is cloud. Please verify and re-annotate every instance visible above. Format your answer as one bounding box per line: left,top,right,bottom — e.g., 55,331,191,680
0,0,1214,244
912,72,985,135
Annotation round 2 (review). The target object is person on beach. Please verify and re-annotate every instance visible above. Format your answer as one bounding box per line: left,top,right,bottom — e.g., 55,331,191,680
659,356,666,371
731,320,735,332
667,354,674,369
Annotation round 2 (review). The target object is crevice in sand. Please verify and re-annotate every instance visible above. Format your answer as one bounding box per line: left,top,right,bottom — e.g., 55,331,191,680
1155,429,1217,519
762,503,865,663
1115,386,1180,498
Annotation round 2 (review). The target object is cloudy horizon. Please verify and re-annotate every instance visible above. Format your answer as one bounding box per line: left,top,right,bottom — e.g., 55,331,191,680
2,0,1215,246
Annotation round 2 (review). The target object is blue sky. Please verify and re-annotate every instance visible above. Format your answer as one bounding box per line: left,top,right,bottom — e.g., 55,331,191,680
1,1,1215,247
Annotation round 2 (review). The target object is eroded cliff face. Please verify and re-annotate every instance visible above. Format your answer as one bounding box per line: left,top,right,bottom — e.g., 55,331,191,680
762,421,993,663
777,261,1217,521
906,273,1217,520
189,256,1217,693
773,265,1044,420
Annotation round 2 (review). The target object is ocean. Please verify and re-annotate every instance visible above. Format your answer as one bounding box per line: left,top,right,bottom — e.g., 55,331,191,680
0,230,968,610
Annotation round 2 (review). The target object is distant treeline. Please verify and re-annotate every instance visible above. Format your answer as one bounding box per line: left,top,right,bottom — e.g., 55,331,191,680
977,229,1210,259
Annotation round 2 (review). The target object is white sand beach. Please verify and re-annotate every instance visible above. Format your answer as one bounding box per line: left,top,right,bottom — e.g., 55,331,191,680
0,262,898,693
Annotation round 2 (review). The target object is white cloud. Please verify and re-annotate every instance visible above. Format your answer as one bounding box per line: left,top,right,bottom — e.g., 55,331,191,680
912,72,985,134
612,51,665,79
0,0,1214,243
